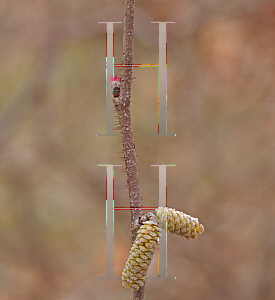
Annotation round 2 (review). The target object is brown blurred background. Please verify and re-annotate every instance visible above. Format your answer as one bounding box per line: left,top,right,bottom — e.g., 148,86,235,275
1,0,275,299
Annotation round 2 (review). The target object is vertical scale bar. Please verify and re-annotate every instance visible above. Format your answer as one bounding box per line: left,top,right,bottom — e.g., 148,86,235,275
158,165,168,278
151,164,175,279
97,22,122,137
151,22,175,136
159,23,167,136
106,165,114,277
98,164,122,279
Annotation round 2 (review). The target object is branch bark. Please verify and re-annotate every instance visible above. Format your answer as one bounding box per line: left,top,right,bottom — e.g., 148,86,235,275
116,0,145,299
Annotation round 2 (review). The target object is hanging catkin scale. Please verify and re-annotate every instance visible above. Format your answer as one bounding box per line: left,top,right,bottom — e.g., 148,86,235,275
122,213,161,291
156,207,204,239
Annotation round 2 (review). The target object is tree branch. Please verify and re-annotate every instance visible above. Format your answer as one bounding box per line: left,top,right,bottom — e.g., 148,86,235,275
116,0,146,299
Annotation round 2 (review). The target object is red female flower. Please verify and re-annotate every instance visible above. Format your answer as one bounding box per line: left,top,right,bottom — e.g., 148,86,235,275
109,76,121,98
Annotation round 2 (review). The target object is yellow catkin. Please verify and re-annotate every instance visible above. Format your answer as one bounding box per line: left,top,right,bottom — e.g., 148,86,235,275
156,207,204,239
122,219,161,291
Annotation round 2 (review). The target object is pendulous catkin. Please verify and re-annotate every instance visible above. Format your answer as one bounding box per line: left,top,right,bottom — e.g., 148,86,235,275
122,214,161,291
122,208,204,290
156,207,204,239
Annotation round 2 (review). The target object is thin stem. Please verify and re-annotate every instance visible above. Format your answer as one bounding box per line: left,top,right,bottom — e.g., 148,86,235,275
116,0,145,299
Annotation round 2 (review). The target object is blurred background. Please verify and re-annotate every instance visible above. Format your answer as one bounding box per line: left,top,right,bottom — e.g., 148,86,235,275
1,0,275,299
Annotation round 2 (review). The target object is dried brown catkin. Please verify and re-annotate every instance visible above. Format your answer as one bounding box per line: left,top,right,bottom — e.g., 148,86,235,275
122,218,161,291
156,207,204,239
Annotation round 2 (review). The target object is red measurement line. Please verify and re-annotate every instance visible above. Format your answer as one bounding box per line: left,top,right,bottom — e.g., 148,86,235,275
114,207,158,210
114,64,158,66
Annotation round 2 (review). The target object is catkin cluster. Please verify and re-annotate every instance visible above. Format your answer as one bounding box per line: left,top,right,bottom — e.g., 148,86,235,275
122,208,204,290
156,207,204,239
122,219,161,291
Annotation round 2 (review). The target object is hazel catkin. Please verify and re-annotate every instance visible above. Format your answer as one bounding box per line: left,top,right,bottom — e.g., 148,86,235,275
155,207,204,239
122,217,161,291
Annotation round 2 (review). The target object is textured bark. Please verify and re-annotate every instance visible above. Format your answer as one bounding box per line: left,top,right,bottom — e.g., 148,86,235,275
115,0,146,299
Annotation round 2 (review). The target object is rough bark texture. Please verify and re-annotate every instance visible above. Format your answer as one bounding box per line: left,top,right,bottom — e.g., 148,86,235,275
116,0,146,299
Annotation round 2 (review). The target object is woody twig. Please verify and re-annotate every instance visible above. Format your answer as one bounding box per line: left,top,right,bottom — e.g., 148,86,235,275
112,1,146,299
